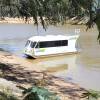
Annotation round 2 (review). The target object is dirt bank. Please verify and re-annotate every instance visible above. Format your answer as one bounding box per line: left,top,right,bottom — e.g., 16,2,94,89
0,17,88,25
0,17,33,24
0,50,86,100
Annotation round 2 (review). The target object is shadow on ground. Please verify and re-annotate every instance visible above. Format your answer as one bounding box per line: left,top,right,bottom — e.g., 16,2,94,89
0,62,86,100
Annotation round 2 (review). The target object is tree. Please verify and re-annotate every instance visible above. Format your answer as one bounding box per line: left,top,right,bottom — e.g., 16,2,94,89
74,0,100,42
0,0,100,41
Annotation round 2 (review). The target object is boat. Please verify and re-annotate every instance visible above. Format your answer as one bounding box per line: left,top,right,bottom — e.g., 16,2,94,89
24,35,79,58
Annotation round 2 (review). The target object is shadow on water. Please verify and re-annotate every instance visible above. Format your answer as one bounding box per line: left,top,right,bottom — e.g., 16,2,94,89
22,54,77,83
23,54,35,59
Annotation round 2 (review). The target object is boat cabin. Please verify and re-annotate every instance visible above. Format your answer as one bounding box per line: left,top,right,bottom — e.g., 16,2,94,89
24,35,79,58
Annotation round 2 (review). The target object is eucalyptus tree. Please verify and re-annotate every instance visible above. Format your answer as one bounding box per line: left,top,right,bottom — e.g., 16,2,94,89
19,0,69,29
0,0,100,41
70,0,100,42
0,0,19,17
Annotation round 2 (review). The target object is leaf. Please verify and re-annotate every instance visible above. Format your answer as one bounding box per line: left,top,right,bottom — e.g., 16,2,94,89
23,86,60,100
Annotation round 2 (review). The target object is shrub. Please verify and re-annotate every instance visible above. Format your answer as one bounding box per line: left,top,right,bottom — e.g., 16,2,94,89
23,86,60,100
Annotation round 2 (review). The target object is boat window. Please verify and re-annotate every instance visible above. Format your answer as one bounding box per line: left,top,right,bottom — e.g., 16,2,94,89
30,42,36,48
36,40,68,48
25,40,30,46
61,40,68,46
40,42,50,48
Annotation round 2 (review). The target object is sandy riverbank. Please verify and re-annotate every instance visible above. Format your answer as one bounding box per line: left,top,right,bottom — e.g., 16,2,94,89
0,17,34,24
0,50,87,100
0,17,88,25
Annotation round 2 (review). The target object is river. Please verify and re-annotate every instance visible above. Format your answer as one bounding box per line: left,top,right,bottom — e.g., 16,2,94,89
0,23,100,91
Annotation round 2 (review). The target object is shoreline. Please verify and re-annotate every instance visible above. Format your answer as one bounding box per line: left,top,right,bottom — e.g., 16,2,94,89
0,50,86,100
0,17,88,25
0,17,34,24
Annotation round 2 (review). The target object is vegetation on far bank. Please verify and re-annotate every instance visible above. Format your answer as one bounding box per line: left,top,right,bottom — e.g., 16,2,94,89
0,0,100,41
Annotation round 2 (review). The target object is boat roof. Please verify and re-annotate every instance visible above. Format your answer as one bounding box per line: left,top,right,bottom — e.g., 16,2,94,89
28,35,79,42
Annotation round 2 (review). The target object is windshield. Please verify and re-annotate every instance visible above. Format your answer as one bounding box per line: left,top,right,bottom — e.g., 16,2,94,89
25,40,36,48
25,40,30,47
30,42,36,48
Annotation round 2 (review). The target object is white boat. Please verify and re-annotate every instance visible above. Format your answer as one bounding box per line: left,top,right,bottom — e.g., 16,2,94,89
24,35,79,58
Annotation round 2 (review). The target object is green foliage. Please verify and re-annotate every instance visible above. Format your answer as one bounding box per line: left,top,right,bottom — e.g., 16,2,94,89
82,90,100,100
23,86,60,100
0,0,100,40
21,72,60,100
96,9,100,43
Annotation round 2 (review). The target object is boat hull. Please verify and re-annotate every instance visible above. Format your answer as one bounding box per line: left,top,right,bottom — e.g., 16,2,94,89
30,51,79,58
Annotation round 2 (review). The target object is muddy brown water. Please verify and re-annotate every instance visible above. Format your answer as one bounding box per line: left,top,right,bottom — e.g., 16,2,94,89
0,23,100,91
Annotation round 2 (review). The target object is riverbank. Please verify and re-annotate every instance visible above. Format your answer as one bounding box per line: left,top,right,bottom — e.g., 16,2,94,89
0,17,33,24
0,50,87,100
0,17,88,25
